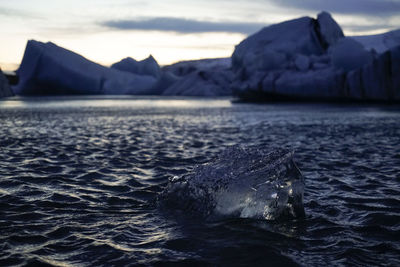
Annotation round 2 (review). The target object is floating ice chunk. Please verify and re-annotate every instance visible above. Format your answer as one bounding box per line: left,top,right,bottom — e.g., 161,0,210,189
158,146,305,221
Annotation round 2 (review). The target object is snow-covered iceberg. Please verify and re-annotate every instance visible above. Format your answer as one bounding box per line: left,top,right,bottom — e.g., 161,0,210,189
0,70,14,98
232,12,400,102
14,40,157,95
232,12,343,73
158,146,305,221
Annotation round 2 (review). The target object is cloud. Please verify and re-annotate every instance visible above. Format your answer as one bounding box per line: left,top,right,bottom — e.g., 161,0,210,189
342,23,398,34
270,0,400,16
101,17,266,34
0,7,42,19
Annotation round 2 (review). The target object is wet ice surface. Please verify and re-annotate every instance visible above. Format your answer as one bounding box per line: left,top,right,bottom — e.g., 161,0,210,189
159,146,305,221
0,96,399,266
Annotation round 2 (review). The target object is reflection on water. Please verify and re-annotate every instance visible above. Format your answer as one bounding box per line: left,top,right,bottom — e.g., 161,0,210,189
0,95,232,109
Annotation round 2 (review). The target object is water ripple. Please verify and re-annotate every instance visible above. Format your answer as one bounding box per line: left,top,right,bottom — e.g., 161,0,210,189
0,99,399,266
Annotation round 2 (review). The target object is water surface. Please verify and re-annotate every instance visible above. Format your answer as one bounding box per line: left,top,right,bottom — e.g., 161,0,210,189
0,96,399,266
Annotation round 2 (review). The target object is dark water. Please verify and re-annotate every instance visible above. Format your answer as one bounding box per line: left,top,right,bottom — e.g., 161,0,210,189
0,96,399,266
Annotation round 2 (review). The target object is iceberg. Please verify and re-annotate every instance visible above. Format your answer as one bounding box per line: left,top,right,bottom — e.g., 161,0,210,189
111,55,162,79
352,29,400,54
232,12,343,72
162,58,233,96
345,45,400,101
11,12,399,99
232,12,400,102
162,69,233,96
235,45,400,102
330,37,373,72
14,40,157,95
294,54,311,72
149,71,180,95
0,70,14,98
316,11,344,47
163,58,231,76
158,146,305,221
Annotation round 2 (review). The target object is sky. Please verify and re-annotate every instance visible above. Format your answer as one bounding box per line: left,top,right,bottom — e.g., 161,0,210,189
0,0,399,70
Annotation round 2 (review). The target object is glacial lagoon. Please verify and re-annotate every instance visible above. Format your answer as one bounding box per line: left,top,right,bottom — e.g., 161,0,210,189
0,96,399,266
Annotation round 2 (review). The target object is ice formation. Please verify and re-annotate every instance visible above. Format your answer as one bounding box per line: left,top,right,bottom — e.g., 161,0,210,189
345,46,400,100
13,40,232,96
162,58,233,96
158,146,305,221
111,56,162,78
163,58,231,76
352,29,400,54
316,11,344,47
232,12,400,102
14,40,157,95
162,69,233,96
0,70,14,98
231,12,343,72
330,37,373,72
11,12,400,99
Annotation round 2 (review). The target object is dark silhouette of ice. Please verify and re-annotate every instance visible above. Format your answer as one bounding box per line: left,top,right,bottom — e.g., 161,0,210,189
159,146,305,221
111,55,162,78
11,12,400,100
232,12,343,72
0,70,13,98
14,40,157,95
161,58,233,96
352,29,400,54
231,11,400,102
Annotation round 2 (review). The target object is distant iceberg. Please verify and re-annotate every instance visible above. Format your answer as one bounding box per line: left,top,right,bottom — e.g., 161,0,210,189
232,12,400,102
232,12,344,72
11,12,400,100
111,55,162,79
162,58,233,96
14,41,232,96
352,29,400,54
158,146,305,221
14,40,157,95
